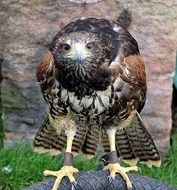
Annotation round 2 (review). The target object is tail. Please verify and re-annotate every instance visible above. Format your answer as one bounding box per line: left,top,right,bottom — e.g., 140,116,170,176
33,117,97,157
33,117,66,155
102,111,161,168
81,125,100,158
117,9,131,30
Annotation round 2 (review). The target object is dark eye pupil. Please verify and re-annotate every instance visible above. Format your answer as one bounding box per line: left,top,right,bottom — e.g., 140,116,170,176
62,44,70,52
86,43,93,50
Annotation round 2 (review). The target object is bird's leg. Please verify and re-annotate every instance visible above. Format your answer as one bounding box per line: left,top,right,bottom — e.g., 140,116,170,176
103,129,138,190
44,134,78,190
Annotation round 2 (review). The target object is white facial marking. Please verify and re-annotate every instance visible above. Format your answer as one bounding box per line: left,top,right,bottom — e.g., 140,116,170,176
74,42,84,52
68,42,89,59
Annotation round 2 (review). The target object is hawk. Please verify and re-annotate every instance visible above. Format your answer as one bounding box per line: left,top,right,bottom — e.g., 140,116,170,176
33,10,161,190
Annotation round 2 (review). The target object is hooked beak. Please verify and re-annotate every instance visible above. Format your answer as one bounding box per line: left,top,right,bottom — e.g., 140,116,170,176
75,52,82,63
73,43,84,63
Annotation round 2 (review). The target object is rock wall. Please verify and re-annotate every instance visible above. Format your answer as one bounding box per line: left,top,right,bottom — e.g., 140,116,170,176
0,0,177,155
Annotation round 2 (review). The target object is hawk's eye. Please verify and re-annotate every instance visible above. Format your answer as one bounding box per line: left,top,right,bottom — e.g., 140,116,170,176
61,44,71,52
86,42,94,50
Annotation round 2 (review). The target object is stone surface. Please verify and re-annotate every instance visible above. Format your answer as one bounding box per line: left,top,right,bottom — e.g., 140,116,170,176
0,0,177,155
69,0,101,4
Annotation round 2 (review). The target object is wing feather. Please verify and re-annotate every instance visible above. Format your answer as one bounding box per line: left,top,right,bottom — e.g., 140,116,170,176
36,51,55,94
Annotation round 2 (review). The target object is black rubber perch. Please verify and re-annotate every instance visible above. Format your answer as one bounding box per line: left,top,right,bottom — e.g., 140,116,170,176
24,171,177,190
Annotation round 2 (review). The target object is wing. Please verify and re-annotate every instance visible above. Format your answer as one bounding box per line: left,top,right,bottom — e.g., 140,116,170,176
36,51,55,98
108,22,146,117
102,27,160,167
102,53,160,167
107,42,146,121
118,54,146,113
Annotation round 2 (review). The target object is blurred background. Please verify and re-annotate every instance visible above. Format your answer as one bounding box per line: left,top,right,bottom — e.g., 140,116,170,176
1,0,177,155
0,0,177,189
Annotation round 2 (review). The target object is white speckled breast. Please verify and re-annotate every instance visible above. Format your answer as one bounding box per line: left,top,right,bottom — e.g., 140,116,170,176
61,85,113,116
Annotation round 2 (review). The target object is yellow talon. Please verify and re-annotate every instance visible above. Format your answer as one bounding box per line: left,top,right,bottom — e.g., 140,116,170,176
104,163,138,189
44,165,79,190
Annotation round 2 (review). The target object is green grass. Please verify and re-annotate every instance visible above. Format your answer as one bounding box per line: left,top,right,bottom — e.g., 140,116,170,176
0,143,99,190
140,134,177,187
0,134,177,189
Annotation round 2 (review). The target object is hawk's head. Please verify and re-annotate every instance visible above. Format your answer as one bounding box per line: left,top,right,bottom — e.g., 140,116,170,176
51,32,110,69
50,32,112,92
49,18,120,93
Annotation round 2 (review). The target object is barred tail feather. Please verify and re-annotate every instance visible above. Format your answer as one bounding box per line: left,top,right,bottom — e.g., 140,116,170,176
102,111,161,168
118,112,161,167
81,125,100,159
33,117,66,155
33,117,89,156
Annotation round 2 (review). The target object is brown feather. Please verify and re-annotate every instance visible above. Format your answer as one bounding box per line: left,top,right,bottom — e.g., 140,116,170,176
36,51,54,82
34,14,160,168
123,55,146,86
102,111,161,168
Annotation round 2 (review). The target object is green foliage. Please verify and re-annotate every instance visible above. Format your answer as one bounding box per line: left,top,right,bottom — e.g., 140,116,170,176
0,143,98,190
0,111,4,149
140,134,177,187
0,136,177,189
0,143,59,190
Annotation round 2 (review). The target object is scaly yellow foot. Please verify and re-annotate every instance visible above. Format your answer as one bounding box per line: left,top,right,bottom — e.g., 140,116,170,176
44,165,79,190
104,163,138,189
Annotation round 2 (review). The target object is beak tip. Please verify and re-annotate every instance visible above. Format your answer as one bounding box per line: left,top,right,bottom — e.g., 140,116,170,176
75,52,82,63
